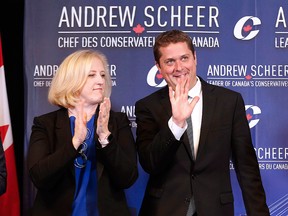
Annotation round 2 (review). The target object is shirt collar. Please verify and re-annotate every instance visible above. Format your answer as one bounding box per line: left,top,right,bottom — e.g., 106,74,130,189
188,76,202,98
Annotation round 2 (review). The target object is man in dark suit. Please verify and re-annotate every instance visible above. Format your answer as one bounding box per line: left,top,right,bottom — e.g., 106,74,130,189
0,135,7,195
135,30,269,216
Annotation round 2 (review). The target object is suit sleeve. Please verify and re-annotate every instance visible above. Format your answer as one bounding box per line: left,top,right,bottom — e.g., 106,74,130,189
231,93,269,215
96,112,138,189
28,116,78,190
135,99,182,175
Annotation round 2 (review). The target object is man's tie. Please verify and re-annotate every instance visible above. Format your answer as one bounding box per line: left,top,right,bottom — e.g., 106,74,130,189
186,115,195,160
186,110,196,216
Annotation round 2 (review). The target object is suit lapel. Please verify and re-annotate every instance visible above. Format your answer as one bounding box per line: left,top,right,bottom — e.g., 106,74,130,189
55,109,72,147
55,109,76,174
197,80,217,161
159,87,172,117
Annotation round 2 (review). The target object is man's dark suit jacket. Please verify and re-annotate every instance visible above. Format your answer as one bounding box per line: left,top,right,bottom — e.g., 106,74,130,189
28,108,138,216
0,137,7,195
135,77,269,216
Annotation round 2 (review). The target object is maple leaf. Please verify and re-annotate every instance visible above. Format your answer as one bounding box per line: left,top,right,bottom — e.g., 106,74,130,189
156,73,163,79
245,74,252,80
243,25,252,32
246,114,253,121
133,24,145,35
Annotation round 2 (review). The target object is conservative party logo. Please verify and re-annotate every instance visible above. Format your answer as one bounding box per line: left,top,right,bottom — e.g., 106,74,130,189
147,65,167,87
245,105,261,128
234,16,261,40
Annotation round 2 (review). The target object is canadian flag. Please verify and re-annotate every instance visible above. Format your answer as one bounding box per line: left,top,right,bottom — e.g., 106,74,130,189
0,35,20,215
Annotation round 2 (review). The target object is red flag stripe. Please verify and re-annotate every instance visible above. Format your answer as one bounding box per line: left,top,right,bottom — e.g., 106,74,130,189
0,34,20,216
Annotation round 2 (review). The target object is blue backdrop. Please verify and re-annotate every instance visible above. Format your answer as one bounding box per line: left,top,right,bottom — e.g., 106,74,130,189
23,1,288,215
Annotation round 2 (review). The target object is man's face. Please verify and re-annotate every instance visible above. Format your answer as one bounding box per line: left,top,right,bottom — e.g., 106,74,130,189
156,42,197,90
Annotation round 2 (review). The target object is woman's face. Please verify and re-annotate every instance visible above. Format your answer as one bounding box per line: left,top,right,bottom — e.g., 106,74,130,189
79,58,106,105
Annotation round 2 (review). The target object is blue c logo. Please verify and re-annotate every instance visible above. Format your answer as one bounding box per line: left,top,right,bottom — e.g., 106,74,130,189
234,16,261,40
245,105,261,128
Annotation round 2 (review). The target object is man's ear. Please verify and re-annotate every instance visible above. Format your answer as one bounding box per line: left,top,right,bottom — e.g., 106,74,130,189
156,62,161,73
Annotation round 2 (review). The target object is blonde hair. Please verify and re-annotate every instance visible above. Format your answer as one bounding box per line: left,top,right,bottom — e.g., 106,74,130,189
48,49,112,108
